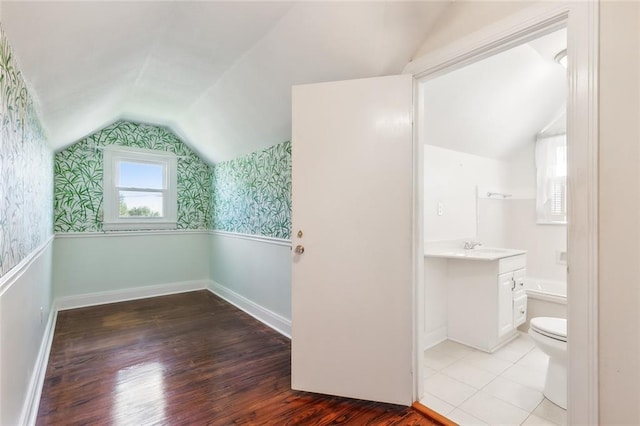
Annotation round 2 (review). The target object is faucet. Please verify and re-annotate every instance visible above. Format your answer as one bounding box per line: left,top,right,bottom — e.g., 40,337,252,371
463,241,482,250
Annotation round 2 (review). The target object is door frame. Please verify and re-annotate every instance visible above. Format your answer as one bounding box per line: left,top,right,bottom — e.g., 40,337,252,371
405,2,598,424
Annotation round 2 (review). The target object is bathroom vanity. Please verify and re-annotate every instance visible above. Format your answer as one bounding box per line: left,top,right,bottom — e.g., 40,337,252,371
425,247,527,353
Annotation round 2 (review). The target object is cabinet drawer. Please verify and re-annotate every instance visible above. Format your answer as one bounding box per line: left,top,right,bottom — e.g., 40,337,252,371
513,268,526,298
513,295,527,327
499,254,526,274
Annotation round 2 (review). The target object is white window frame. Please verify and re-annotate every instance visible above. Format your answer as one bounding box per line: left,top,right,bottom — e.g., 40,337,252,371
103,146,177,231
535,134,567,224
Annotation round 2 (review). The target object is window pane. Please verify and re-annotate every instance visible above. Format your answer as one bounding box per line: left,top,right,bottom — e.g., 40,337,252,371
555,145,567,177
118,161,164,189
119,191,163,217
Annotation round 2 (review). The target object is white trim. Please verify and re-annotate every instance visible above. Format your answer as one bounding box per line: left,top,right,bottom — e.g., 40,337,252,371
422,327,447,351
101,221,178,231
0,235,54,295
101,145,177,157
210,230,292,247
412,77,425,402
55,280,209,311
565,2,599,424
407,2,598,423
20,307,57,426
55,230,291,246
404,2,570,79
54,230,210,239
208,281,291,339
526,289,567,305
103,146,178,231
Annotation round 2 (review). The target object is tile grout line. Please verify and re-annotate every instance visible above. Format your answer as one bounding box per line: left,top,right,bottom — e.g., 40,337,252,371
425,337,555,425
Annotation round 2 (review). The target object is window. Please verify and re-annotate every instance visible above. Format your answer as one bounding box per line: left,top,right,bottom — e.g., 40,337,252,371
103,146,177,231
535,134,567,224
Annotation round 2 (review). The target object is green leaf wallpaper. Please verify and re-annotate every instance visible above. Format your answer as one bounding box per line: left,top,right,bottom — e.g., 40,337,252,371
0,24,54,277
54,121,212,232
211,141,291,239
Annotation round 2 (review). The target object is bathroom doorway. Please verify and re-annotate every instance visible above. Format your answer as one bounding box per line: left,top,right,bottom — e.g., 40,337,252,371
409,4,598,424
418,28,568,425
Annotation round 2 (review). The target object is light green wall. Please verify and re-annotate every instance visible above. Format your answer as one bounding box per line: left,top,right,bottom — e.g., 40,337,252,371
210,234,292,321
0,24,53,277
54,121,212,232
211,141,291,239
53,233,209,297
208,141,292,323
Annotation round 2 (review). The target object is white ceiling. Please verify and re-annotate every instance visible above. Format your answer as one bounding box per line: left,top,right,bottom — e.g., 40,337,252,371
421,28,567,160
2,1,449,163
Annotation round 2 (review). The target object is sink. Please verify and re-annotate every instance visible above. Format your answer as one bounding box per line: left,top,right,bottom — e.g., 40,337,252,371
425,247,526,261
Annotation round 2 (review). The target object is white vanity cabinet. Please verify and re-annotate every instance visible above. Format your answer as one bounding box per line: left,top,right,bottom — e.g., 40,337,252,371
446,254,527,352
498,268,527,337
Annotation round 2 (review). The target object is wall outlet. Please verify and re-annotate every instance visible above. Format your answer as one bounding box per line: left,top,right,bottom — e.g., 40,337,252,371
40,306,44,323
556,251,567,265
437,202,444,216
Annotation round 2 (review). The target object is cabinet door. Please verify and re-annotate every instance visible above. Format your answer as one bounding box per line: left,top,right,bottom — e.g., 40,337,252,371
513,268,526,298
498,272,514,337
513,295,528,327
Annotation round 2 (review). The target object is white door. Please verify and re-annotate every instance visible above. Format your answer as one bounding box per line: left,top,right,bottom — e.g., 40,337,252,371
291,74,414,406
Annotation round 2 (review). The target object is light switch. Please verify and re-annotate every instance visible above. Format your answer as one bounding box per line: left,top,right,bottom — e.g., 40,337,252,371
437,202,444,216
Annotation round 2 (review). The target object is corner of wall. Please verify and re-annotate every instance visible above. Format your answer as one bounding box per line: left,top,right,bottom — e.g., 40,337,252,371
208,142,292,338
0,23,55,426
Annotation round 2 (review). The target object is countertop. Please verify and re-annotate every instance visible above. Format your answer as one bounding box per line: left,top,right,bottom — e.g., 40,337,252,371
424,247,526,261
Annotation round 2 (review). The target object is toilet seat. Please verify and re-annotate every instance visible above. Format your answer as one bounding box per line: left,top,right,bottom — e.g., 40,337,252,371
530,317,567,342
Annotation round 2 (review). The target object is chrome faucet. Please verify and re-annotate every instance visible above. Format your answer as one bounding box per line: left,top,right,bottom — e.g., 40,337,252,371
463,241,482,250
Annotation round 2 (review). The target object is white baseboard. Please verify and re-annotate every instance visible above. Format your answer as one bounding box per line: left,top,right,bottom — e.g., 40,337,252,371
208,281,291,339
55,280,209,311
20,307,57,426
423,326,447,351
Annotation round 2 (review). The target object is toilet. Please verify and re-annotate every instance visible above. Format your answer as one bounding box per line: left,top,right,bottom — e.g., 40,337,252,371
529,317,567,409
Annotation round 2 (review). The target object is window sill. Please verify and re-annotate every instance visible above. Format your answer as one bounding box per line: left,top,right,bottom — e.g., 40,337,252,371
102,221,177,231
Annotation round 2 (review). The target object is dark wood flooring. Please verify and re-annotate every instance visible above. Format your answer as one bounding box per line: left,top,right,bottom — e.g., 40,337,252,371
37,291,440,425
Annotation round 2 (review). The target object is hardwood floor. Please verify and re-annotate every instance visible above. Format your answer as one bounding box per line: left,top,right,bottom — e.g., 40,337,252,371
37,291,440,425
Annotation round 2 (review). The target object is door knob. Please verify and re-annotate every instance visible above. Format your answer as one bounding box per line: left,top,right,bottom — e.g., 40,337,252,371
295,245,305,254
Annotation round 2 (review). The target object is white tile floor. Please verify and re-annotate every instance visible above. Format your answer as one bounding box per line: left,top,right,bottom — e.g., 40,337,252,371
420,333,567,426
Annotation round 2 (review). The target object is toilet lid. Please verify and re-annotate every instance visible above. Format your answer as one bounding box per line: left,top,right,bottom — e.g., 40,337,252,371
530,317,567,342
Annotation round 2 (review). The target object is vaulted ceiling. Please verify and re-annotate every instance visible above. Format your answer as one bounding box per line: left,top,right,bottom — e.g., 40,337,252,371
2,1,450,163
421,28,567,160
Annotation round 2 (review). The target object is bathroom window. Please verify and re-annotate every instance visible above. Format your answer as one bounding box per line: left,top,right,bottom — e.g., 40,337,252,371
102,146,177,231
535,134,567,224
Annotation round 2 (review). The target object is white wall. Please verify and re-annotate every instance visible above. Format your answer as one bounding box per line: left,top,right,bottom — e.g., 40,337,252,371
412,1,535,61
0,239,53,425
423,257,448,349
209,233,291,334
506,200,566,282
504,143,566,282
424,144,510,242
53,232,210,303
485,143,566,282
425,144,566,281
599,2,640,423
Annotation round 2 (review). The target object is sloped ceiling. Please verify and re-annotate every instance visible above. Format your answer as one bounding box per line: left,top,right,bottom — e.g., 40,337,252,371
421,28,567,160
2,1,450,163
